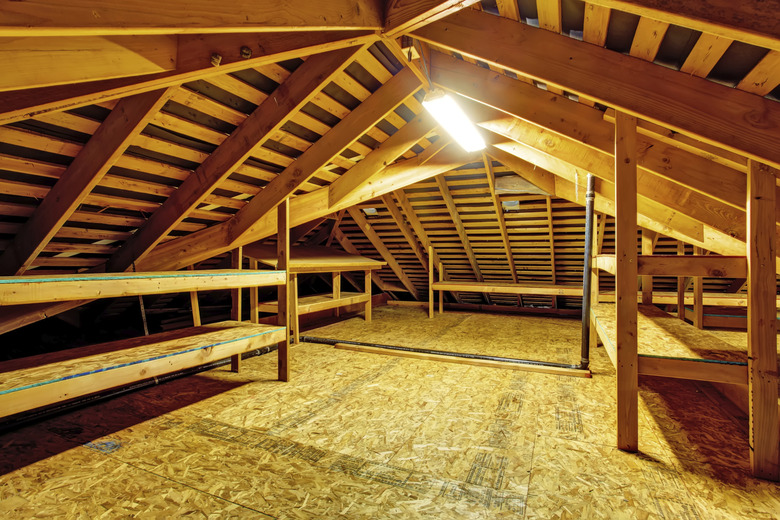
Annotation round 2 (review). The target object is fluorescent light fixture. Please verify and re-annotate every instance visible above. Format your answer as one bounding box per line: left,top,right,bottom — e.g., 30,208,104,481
422,90,485,152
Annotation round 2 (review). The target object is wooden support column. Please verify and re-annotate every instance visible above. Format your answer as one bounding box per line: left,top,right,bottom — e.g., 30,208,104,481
439,261,444,314
230,246,243,373
428,245,434,318
693,246,704,329
277,199,290,382
747,159,780,481
615,111,639,452
641,229,655,305
291,274,299,344
249,259,259,325
188,265,201,327
332,271,341,317
677,241,686,321
364,270,372,323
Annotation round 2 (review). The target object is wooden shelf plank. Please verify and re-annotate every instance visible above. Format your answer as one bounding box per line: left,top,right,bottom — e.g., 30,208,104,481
0,269,285,305
244,244,385,273
257,292,370,314
0,321,285,419
431,281,582,296
591,303,750,385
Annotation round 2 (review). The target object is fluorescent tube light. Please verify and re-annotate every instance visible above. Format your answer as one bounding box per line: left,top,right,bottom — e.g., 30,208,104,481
422,90,485,152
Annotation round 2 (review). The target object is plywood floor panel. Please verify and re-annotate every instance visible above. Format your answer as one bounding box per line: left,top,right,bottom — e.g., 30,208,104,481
1,306,778,519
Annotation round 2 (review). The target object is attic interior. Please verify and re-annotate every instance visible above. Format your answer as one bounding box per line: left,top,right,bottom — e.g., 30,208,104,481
1,0,779,517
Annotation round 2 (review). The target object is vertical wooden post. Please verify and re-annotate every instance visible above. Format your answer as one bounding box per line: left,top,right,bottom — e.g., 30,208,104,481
693,246,704,329
677,241,685,321
364,270,372,322
230,246,243,373
641,228,653,305
188,264,201,327
428,245,434,318
277,199,290,382
249,258,258,325
332,271,341,317
747,159,779,481
291,273,299,344
615,111,638,452
438,261,444,314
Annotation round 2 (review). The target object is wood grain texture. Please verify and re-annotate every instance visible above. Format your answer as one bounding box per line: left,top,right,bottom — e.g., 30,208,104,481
746,159,780,481
0,0,383,35
614,111,638,452
414,9,780,168
0,320,285,418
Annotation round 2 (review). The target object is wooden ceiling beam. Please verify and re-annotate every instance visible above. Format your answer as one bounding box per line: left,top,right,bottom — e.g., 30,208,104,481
495,0,521,21
0,30,377,125
486,128,748,246
483,153,518,283
136,144,472,272
332,228,397,293
329,111,436,207
0,88,174,276
226,66,423,245
580,0,780,52
392,188,463,303
737,50,780,97
412,9,780,168
0,0,383,36
381,193,429,272
680,33,733,78
583,3,611,47
430,54,770,215
487,145,752,260
105,45,364,272
629,17,669,62
435,174,484,282
347,207,421,299
383,0,482,37
0,35,177,92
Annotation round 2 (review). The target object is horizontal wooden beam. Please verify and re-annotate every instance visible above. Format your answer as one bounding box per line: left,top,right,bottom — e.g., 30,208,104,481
583,0,780,52
638,355,748,386
334,343,592,378
594,254,616,275
257,292,370,314
137,143,472,272
598,292,780,307
432,281,583,296
637,255,747,277
0,30,377,124
413,9,780,168
0,0,383,36
384,0,482,36
0,270,285,306
0,35,177,91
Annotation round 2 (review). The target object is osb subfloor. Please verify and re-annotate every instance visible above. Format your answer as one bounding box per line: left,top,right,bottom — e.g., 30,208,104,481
1,306,778,519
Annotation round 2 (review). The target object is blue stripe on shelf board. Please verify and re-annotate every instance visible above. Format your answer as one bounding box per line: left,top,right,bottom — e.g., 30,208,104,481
0,271,286,284
0,327,285,396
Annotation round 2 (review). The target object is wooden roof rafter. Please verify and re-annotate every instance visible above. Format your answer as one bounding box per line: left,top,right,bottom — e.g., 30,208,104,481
347,206,421,299
412,8,780,168
105,45,367,272
0,88,175,276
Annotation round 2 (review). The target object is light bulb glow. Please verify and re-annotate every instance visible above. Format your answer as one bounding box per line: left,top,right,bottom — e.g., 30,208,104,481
422,90,485,152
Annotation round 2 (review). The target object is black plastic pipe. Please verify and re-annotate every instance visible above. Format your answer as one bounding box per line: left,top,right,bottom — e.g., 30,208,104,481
580,174,596,370
301,336,585,370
